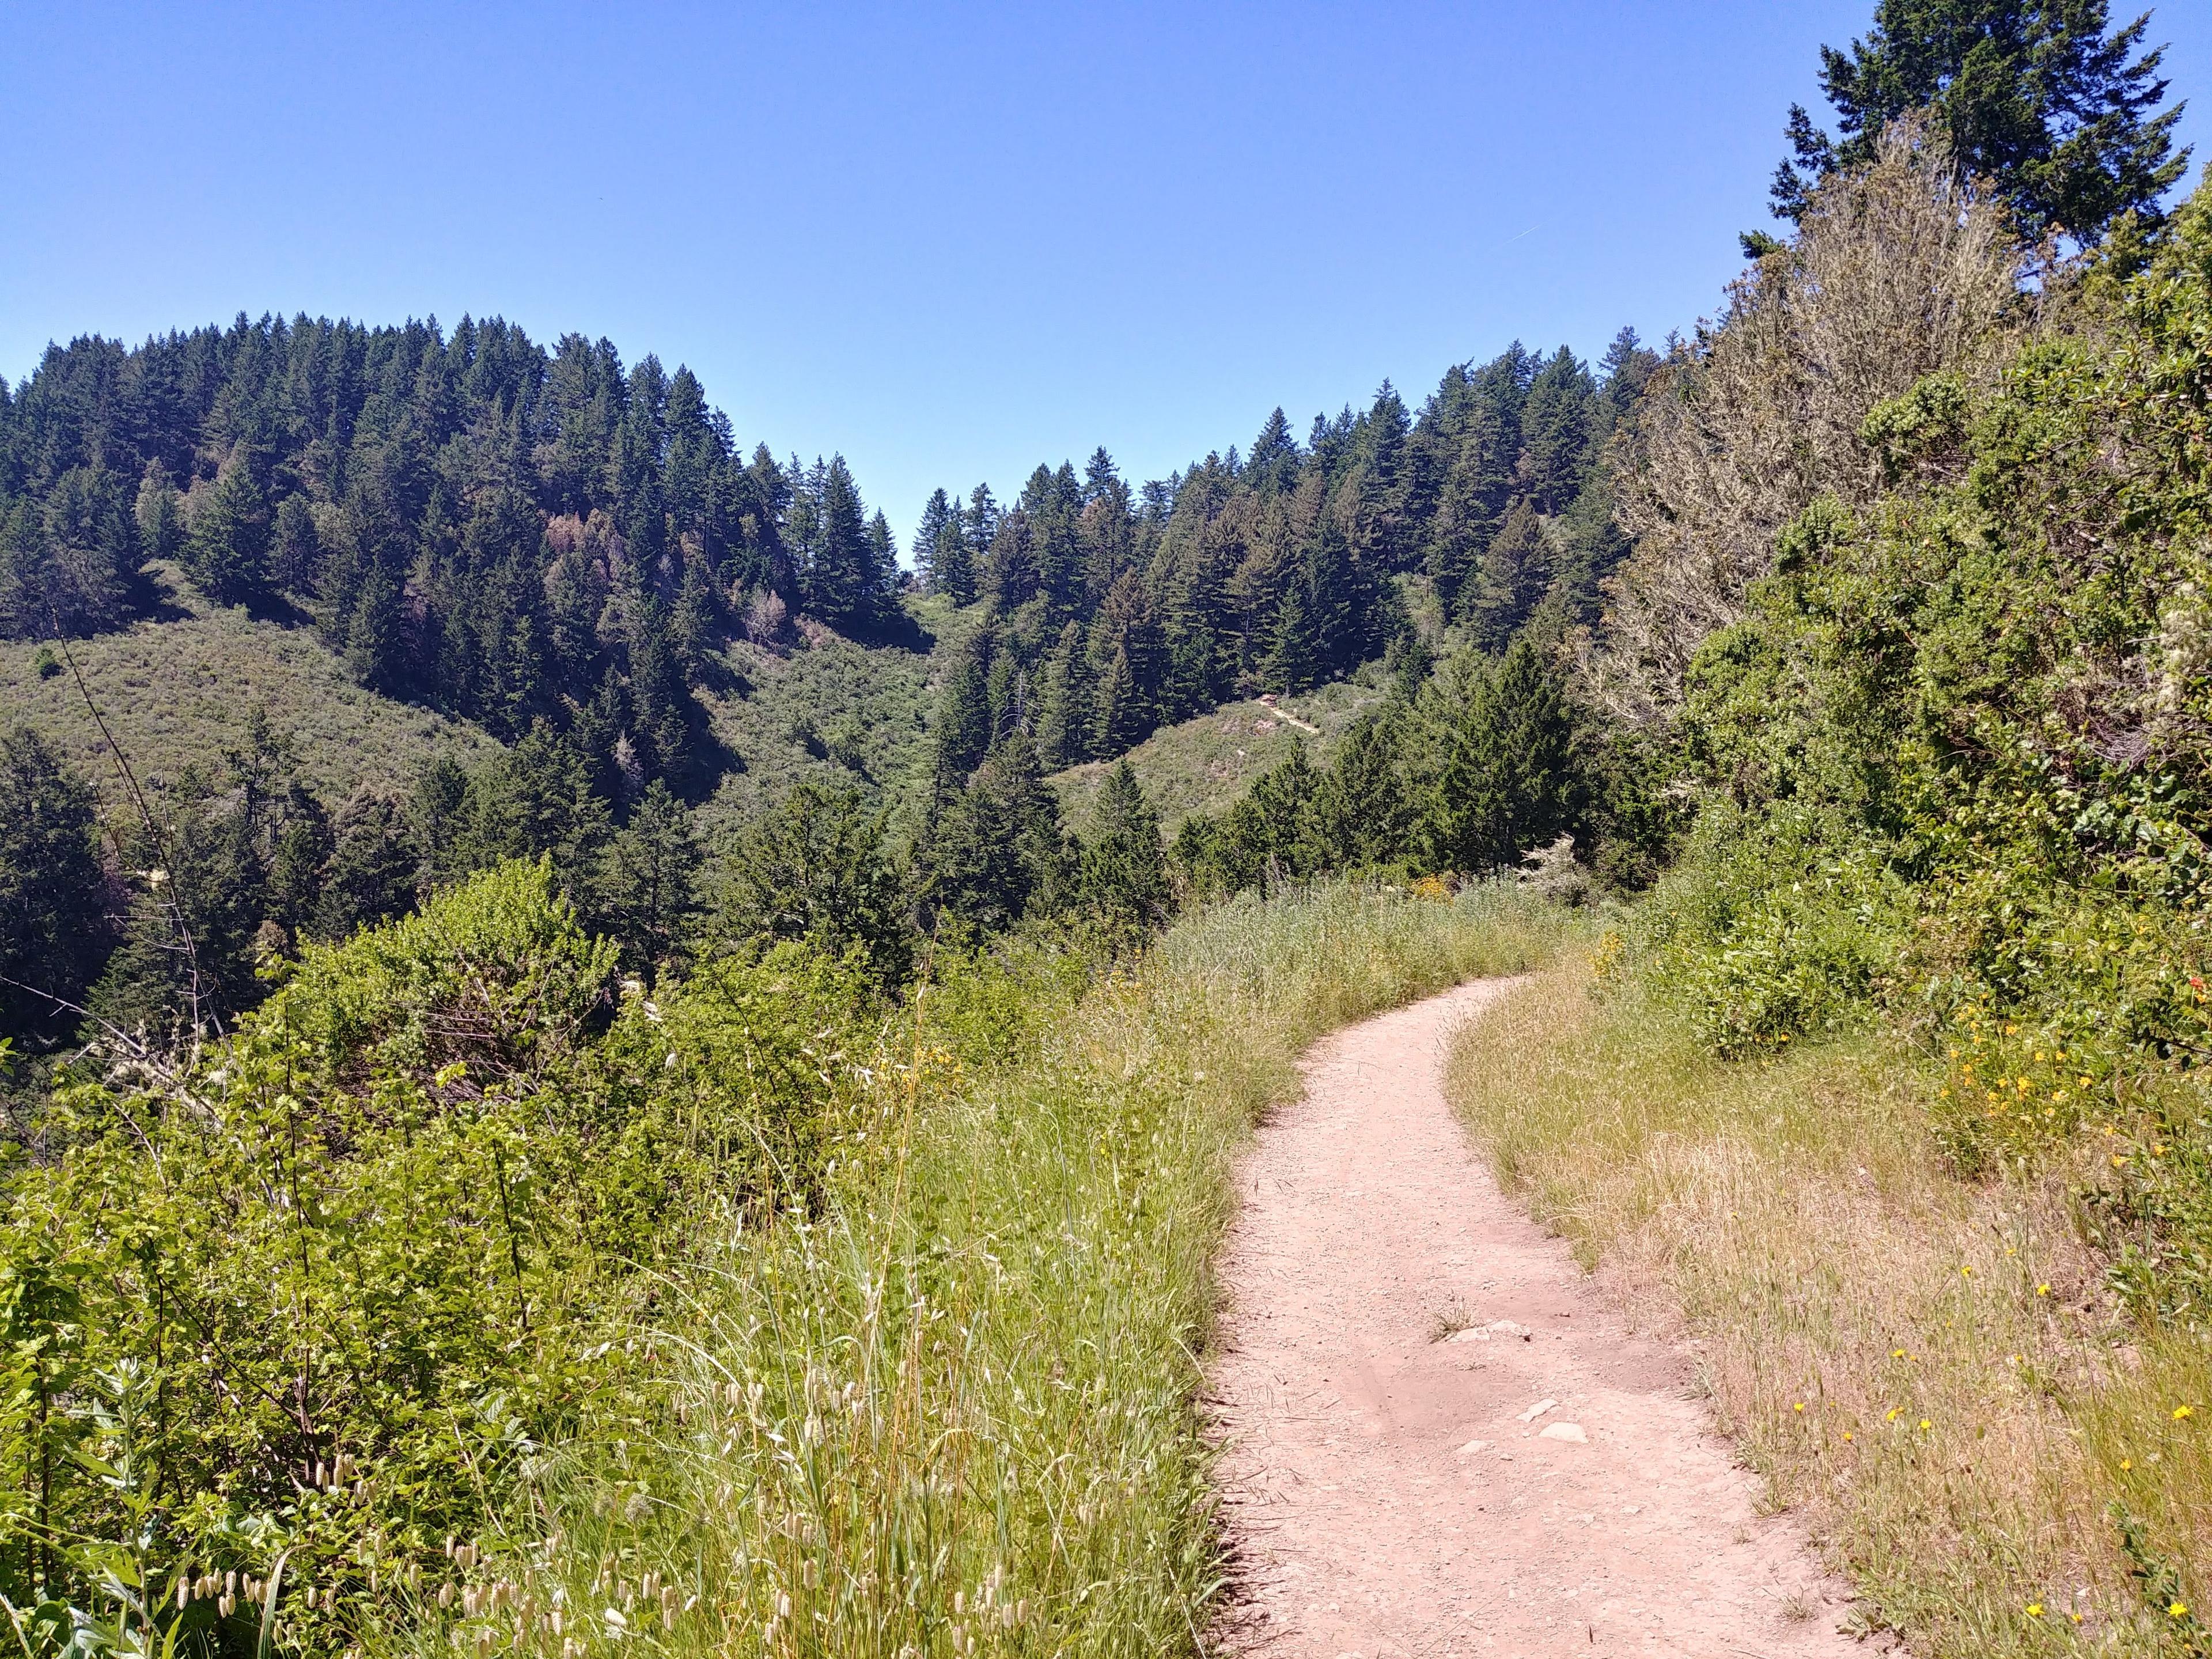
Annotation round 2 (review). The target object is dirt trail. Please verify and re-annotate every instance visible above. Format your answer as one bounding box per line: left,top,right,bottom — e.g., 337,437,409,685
1209,980,1865,1658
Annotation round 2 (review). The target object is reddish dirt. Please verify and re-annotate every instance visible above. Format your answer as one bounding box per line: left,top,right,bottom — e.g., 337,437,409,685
1208,981,1868,1658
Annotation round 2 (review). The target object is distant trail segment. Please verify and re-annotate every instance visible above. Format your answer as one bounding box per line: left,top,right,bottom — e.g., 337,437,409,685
1207,981,1867,1658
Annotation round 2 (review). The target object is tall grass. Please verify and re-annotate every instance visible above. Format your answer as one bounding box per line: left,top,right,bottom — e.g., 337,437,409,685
374,881,1563,1659
1447,952,2211,1658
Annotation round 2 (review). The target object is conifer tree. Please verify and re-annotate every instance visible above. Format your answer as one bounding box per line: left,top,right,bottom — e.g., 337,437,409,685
0,724,109,1039
601,778,702,966
1035,622,1097,767
271,493,321,592
712,781,913,983
919,733,1071,930
1304,710,1412,870
1259,579,1317,694
1422,635,1574,873
1768,0,2188,241
134,463,183,565
1462,498,1550,650
931,631,996,784
185,453,271,601
1080,760,1168,929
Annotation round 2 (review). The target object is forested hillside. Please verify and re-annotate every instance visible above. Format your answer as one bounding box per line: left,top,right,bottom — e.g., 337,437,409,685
3,0,2211,1653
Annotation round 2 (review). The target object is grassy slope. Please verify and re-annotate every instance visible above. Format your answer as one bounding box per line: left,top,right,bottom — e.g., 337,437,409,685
1447,956,2210,1658
0,565,500,806
1050,679,1383,836
442,884,1564,1659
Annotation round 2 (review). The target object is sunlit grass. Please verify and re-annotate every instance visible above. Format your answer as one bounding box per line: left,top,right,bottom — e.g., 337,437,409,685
374,880,1565,1659
1446,951,2212,1658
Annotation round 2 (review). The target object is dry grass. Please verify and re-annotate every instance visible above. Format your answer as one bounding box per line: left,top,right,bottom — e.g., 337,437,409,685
1446,951,2211,1657
1048,681,1382,836
0,566,499,804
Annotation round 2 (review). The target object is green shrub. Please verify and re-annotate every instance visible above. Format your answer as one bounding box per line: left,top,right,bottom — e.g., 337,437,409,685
0,860,869,1650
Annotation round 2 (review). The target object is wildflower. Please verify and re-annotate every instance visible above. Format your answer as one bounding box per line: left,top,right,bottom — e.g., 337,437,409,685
1794,1402,1805,1412
1919,1418,1932,1430
2176,1404,2195,1422
2173,1602,2190,1619
2027,1603,2044,1618
1892,1349,1907,1359
1961,1266,1973,1278
1887,1408,1902,1421
1843,1431,1854,1442
2036,1283,2051,1296
2122,1459,2134,1471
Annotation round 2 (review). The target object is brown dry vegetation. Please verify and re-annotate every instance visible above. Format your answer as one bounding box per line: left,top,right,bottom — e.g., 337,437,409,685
1592,122,2028,726
1448,952,2210,1657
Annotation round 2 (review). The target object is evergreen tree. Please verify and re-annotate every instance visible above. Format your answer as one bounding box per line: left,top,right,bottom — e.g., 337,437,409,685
800,456,881,631
271,493,321,592
1769,0,2188,241
1080,760,1169,929
1259,579,1317,694
184,452,271,601
601,778,702,966
712,781,914,984
134,463,182,565
452,720,615,910
1462,498,1549,650
932,631,996,784
919,733,1071,931
0,724,109,1039
1304,710,1412,870
1035,622,1097,767
310,790,421,941
1245,408,1301,495
1421,636,1575,874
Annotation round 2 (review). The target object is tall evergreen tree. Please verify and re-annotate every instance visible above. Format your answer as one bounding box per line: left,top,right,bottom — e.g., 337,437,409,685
920,733,1070,931
1462,497,1550,650
1080,760,1168,929
1768,0,2188,241
185,452,271,602
0,724,109,1039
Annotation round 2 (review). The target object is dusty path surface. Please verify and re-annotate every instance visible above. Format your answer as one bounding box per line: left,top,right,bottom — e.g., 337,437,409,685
1209,980,1865,1658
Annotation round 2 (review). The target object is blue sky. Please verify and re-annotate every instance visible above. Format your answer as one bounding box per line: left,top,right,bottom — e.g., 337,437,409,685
5,1,2209,549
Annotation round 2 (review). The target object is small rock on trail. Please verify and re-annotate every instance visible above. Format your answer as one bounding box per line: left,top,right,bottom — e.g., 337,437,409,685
1207,980,1864,1658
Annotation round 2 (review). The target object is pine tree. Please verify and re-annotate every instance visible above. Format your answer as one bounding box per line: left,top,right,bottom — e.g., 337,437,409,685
711,781,913,983
0,724,109,1039
1304,710,1411,870
1035,622,1097,767
1768,0,2188,241
1421,636,1575,874
1462,498,1549,650
270,493,322,592
932,631,996,785
1259,579,1317,694
134,463,183,565
601,778,701,966
1080,760,1169,929
919,733,1071,931
185,453,271,602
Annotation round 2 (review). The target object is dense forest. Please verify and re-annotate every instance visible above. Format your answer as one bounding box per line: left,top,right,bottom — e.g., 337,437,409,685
3,0,2211,1653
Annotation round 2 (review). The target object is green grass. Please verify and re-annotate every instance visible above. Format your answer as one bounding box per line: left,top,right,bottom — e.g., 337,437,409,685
1050,679,1384,835
381,881,1565,1659
1446,952,2212,1657
1,565,501,806
692,617,952,847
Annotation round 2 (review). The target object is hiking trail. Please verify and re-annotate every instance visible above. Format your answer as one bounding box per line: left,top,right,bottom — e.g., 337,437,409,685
1208,980,1870,1658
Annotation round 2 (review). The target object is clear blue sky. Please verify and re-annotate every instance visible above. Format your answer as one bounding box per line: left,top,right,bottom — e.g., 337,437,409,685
6,2,2209,550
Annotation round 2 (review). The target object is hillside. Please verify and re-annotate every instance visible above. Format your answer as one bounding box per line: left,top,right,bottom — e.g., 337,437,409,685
1049,677,1383,835
0,562,499,805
